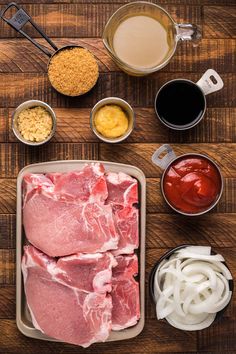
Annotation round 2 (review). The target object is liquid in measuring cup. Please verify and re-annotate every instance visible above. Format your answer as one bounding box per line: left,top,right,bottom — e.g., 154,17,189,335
112,15,173,69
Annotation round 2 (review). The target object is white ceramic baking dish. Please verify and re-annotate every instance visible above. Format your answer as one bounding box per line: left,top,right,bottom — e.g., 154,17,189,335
16,160,146,344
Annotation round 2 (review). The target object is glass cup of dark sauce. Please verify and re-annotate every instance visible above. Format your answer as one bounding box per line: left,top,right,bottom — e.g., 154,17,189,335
155,69,224,130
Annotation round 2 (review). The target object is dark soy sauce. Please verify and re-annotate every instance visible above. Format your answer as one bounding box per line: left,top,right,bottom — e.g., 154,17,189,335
155,80,206,129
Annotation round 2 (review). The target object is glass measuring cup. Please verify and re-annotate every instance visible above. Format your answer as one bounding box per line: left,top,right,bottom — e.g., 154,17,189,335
103,1,201,76
0,2,99,96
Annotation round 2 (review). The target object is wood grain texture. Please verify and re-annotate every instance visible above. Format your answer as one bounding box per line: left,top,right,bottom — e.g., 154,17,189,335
4,107,236,144
0,143,98,178
0,4,201,38
0,0,235,4
0,3,235,40
0,286,15,319
0,215,15,249
203,6,236,39
0,38,235,74
0,72,235,108
0,319,197,354
100,143,236,178
0,249,15,285
0,143,235,178
0,0,235,353
146,214,236,248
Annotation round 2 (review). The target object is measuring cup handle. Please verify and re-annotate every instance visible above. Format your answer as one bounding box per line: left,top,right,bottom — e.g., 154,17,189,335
152,144,176,170
196,69,224,96
175,23,201,44
0,2,58,57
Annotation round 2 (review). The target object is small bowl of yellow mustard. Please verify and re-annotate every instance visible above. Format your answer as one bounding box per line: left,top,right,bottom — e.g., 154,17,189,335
90,97,135,143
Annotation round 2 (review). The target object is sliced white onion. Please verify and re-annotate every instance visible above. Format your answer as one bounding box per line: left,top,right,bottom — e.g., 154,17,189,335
176,251,225,262
177,246,211,256
166,312,216,331
154,246,232,331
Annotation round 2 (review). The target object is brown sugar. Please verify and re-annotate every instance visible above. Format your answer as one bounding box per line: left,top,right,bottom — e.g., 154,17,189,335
48,47,99,96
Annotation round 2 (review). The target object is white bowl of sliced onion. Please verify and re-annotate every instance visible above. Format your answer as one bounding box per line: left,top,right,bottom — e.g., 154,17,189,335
149,245,233,331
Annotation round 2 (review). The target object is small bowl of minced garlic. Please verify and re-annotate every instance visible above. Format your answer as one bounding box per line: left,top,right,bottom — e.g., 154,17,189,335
12,100,56,146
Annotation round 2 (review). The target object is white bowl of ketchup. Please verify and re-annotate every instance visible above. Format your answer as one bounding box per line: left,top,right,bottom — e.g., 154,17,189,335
152,144,223,216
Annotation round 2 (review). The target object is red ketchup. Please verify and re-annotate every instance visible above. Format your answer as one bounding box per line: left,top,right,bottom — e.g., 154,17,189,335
163,156,222,213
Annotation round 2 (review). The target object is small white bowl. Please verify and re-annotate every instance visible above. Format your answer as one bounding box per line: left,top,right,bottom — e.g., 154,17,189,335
12,100,57,146
90,97,135,143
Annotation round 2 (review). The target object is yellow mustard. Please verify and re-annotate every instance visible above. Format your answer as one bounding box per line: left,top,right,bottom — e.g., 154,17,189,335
94,105,129,138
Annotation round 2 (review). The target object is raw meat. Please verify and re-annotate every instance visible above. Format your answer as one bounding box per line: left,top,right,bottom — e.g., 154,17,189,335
22,245,114,347
105,172,138,207
23,163,119,257
112,206,139,256
56,252,117,293
23,173,54,205
111,254,140,330
52,163,108,203
105,172,139,255
23,194,118,256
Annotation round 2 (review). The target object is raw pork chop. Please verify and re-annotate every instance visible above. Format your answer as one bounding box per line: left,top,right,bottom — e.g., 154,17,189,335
49,163,108,203
23,163,119,257
106,172,138,207
111,254,140,330
112,206,139,256
105,172,139,255
56,252,117,293
22,245,115,347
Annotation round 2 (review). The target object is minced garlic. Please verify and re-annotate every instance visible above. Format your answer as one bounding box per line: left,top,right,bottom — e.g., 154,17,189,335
17,106,53,142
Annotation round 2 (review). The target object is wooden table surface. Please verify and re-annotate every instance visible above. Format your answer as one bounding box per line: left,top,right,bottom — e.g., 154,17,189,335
0,0,235,353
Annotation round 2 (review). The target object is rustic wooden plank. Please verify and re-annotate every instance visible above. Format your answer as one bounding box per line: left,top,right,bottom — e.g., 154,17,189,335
0,180,16,214
0,215,15,249
0,108,8,142
100,143,236,178
0,73,235,108
0,286,15,319
0,249,15,285
197,315,236,352
0,4,201,38
0,144,235,185
0,143,98,178
146,214,236,249
1,38,235,74
0,0,234,5
6,107,236,144
0,318,197,354
204,6,236,39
